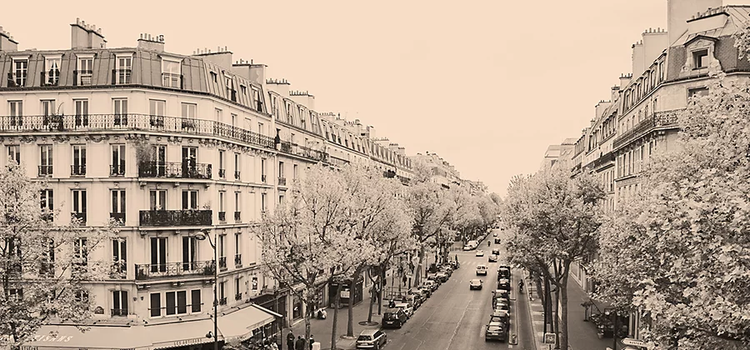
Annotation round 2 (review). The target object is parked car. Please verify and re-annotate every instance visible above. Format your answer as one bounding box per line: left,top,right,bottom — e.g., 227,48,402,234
469,279,483,290
493,298,510,314
394,301,413,318
476,264,488,276
356,329,388,349
404,294,422,310
490,309,510,324
416,286,432,298
493,289,510,301
494,237,502,244
488,254,498,262
382,308,408,328
476,250,485,257
497,278,511,291
441,266,453,276
497,266,511,280
485,321,508,342
423,280,438,292
436,272,449,283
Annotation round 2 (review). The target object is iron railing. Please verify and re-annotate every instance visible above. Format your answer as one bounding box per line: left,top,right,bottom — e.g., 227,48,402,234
234,171,241,180
110,261,127,279
71,212,87,225
135,260,215,280
219,297,227,305
139,210,212,226
278,177,286,186
218,211,226,222
219,169,226,178
138,161,212,179
234,211,241,221
110,164,125,176
71,164,86,176
110,212,125,225
261,174,267,183
111,308,128,316
234,254,242,267
73,70,93,86
235,293,243,301
38,165,53,177
613,111,680,149
219,256,227,270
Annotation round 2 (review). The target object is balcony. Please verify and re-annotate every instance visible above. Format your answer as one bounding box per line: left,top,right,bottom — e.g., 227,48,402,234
234,171,241,180
218,211,226,222
612,111,680,149
219,297,227,305
110,164,125,176
0,114,278,151
71,212,87,225
135,260,215,280
110,212,126,225
109,261,127,279
219,169,226,178
7,72,26,87
38,165,53,177
71,164,86,176
234,254,242,267
112,69,132,85
40,71,60,86
278,177,286,186
111,308,128,317
138,161,212,179
139,210,212,227
234,211,241,222
73,70,93,86
235,293,243,301
161,73,183,89
261,174,267,183
219,256,227,270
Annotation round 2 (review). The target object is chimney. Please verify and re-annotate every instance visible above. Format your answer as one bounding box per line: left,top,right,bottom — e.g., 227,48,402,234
667,0,722,46
0,26,18,52
266,78,291,97
632,40,645,78
611,85,620,103
641,28,668,72
619,73,632,89
70,18,106,49
137,33,165,52
194,47,233,71
231,61,267,86
595,100,612,120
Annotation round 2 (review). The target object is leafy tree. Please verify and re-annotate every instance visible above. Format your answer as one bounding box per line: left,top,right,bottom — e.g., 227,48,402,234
405,180,453,286
594,76,750,349
502,163,604,350
0,163,117,348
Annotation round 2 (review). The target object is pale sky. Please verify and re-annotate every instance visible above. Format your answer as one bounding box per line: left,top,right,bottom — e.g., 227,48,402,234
2,0,743,196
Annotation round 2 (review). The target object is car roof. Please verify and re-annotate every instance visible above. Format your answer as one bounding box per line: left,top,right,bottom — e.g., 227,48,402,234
360,329,378,336
498,278,510,282
488,321,505,326
493,310,509,316
477,264,487,268
470,279,482,282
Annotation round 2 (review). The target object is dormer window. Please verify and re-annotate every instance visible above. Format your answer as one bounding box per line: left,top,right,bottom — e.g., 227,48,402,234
10,58,27,87
161,59,182,88
252,88,262,112
224,75,236,102
76,55,94,86
210,71,218,83
693,49,708,69
43,56,61,86
114,54,132,84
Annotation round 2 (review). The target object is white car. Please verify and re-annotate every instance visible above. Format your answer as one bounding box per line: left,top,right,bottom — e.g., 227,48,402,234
476,250,485,257
469,279,483,290
476,264,488,276
394,302,413,318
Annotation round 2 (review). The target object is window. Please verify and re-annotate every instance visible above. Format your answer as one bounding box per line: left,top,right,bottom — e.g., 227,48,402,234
293,164,298,180
252,276,258,291
74,237,88,272
77,56,93,85
44,56,61,86
149,100,165,128
39,145,53,177
7,145,20,165
234,153,240,180
72,189,87,224
71,145,87,176
149,190,167,211
146,144,166,177
261,193,267,212
219,191,226,221
210,71,217,83
41,189,54,211
257,122,264,136
261,158,266,183
191,289,202,313
219,150,226,178
688,87,709,100
113,98,128,126
693,49,708,69
182,190,198,210
111,190,126,224
182,236,197,271
7,289,23,302
111,144,126,176
278,161,285,180
279,194,284,205
252,88,262,112
234,232,242,267
219,281,226,305
150,237,167,273
115,55,132,84
231,114,237,127
162,59,181,88
112,290,128,316
234,192,241,221
219,234,226,270
270,94,278,116
41,100,55,127
234,277,243,300
74,99,89,127
181,146,198,178
41,237,55,276
150,293,161,317
9,100,23,127
225,75,236,101
181,103,197,130
112,238,127,277
11,59,28,86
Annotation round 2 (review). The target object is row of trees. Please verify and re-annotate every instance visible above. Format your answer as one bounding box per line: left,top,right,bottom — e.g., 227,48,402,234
257,162,500,350
501,74,750,349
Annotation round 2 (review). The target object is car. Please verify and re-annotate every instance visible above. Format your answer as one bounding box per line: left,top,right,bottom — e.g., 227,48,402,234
382,308,408,328
356,329,388,349
493,298,510,314
490,309,510,324
497,266,511,280
436,272,449,283
404,294,422,310
416,286,432,298
394,302,413,318
494,237,502,244
426,273,442,285
491,248,500,255
493,232,498,237
476,265,488,276
441,266,453,276
485,321,508,342
476,250,485,257
497,278,511,291
423,280,438,292
488,254,498,262
493,289,510,301
469,279,483,290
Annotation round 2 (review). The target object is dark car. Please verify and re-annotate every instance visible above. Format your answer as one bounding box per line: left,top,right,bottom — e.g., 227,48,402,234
493,289,510,302
497,278,511,291
356,329,388,350
485,321,508,342
494,237,501,244
491,248,500,256
416,286,432,298
382,308,408,328
436,272,449,283
497,266,511,280
490,309,510,324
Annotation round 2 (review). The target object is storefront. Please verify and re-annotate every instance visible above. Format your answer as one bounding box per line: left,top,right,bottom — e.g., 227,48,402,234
328,276,364,308
24,304,279,350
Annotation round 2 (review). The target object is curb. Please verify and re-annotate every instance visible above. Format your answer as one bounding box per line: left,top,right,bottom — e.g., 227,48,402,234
524,273,544,350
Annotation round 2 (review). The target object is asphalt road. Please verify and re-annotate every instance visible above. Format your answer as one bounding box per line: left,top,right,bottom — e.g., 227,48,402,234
380,230,536,350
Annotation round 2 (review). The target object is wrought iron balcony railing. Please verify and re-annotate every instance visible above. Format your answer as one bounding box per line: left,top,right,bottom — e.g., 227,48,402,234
71,164,86,176
261,174,267,183
234,254,242,267
138,161,212,179
218,211,226,222
234,171,241,180
139,210,212,227
0,113,279,152
234,211,241,222
278,177,286,186
73,70,93,86
109,261,127,279
219,297,227,305
612,111,680,149
110,212,125,225
235,293,243,301
71,212,87,225
110,164,125,176
219,169,226,178
219,256,227,270
111,308,128,316
135,260,215,280
38,165,53,177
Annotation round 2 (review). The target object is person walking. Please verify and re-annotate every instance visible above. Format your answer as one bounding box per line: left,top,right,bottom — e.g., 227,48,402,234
518,279,524,292
309,334,315,348
286,333,295,350
295,336,305,350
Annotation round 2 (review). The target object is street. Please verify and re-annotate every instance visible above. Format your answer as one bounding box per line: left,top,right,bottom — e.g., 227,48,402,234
380,231,535,350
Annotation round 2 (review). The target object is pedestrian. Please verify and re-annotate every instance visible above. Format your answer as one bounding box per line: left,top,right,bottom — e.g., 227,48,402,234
518,279,524,292
309,334,315,348
295,336,305,350
287,333,295,350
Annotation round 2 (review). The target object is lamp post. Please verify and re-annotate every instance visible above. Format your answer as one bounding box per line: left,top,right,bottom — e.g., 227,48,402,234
196,229,219,350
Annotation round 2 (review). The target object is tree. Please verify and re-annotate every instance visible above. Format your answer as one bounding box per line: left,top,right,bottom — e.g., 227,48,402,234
594,76,750,349
256,163,365,350
501,163,605,350
405,180,452,286
0,163,117,348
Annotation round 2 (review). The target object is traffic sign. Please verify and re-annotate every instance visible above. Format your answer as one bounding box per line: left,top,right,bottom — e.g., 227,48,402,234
622,338,652,348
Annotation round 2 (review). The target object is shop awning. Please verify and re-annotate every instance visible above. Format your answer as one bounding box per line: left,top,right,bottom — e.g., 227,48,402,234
23,325,151,350
215,304,277,342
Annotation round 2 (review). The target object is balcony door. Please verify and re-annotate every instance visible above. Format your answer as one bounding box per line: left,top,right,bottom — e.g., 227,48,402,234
181,147,197,178
113,98,128,126
150,237,167,273
74,99,89,127
182,236,197,271
149,190,167,211
182,190,198,210
152,145,166,177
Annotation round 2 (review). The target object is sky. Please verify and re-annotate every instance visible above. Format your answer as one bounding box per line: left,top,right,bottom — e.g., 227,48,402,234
2,0,744,196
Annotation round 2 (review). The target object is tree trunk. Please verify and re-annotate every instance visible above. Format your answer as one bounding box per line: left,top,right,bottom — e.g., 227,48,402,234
331,282,343,350
347,266,364,337
367,267,377,324
378,266,384,315
559,263,571,350
415,245,425,286
304,289,312,350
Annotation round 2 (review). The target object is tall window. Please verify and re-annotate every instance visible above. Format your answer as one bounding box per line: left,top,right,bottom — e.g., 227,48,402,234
111,190,126,224
7,145,20,165
261,193,267,212
40,189,54,211
11,59,27,86
71,145,87,176
77,56,93,86
150,237,167,273
278,161,285,179
112,290,128,316
182,236,197,271
181,103,197,130
9,100,22,127
149,100,166,128
115,55,132,84
231,114,237,127
73,238,88,275
150,293,161,317
235,277,242,300
72,189,87,224
191,290,202,313
293,164,298,180
219,191,226,222
113,98,128,126
181,146,198,178
40,237,55,276
234,153,240,180
215,108,222,123
111,144,126,176
149,190,167,211
41,100,55,127
152,145,166,177
693,49,708,69
181,190,198,210
234,192,241,222
219,282,226,305
218,150,226,178
218,234,226,270
253,88,262,112
39,145,53,177
260,158,266,183
74,99,89,127
44,56,61,86
257,122,264,136
165,291,188,315
112,238,127,277
162,59,181,88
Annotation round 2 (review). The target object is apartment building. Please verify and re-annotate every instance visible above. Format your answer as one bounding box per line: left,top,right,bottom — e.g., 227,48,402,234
0,19,413,350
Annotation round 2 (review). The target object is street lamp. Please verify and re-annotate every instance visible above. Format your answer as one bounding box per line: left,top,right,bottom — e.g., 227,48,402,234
195,228,219,350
